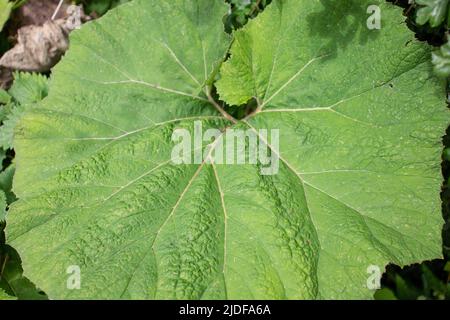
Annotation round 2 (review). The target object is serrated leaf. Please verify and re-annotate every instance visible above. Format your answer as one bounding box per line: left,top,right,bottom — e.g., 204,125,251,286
432,40,450,77
0,89,10,105
217,0,449,299
416,0,449,27
0,245,47,300
4,0,449,300
421,265,447,298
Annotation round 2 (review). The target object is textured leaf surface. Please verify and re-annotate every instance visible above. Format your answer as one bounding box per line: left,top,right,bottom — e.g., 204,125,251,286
8,0,233,300
5,0,449,300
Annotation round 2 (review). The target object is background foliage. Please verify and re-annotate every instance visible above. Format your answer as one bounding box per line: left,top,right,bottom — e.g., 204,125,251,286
0,0,448,300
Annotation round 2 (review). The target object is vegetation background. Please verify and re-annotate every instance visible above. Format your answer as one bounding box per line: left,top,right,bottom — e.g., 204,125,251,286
0,0,449,300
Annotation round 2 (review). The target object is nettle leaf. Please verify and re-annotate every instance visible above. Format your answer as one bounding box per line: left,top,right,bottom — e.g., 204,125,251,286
0,105,26,150
0,149,5,166
415,0,450,27
4,0,449,300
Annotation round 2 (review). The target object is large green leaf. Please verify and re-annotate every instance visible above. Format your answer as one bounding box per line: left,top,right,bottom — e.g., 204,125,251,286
0,164,15,204
5,0,449,300
0,245,48,300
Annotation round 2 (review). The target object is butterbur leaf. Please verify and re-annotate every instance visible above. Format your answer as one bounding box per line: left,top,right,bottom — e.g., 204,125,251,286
0,245,47,300
4,0,449,300
0,149,5,166
415,0,449,27
432,40,450,77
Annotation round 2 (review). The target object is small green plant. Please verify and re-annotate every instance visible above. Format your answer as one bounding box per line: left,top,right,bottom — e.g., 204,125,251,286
224,0,270,32
0,0,449,301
